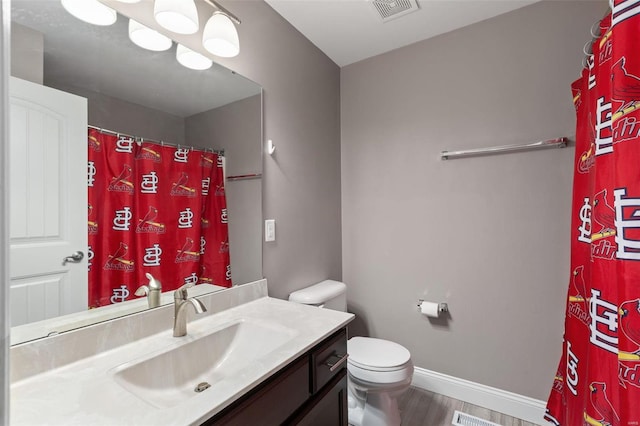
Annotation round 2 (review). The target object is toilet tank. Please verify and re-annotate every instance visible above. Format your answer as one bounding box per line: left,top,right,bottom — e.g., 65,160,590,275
288,280,347,312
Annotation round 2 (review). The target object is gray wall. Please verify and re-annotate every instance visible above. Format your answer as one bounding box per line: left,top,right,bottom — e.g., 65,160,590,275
186,95,262,176
186,95,263,285
213,1,342,300
10,23,42,85
341,1,606,400
44,84,186,145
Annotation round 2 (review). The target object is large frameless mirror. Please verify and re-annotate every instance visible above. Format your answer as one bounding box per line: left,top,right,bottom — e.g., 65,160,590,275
9,0,263,345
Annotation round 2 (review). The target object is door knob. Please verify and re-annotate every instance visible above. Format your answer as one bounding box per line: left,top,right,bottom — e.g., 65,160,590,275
63,251,84,265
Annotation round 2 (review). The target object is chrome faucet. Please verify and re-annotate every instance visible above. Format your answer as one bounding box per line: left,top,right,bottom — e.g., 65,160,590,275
135,273,162,308
173,283,207,337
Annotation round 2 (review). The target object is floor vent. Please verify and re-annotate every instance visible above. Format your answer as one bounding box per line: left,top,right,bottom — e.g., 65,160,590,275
369,0,419,22
452,410,502,426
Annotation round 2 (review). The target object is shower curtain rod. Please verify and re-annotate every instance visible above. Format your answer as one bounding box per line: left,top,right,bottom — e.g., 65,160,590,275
88,125,224,156
440,137,569,160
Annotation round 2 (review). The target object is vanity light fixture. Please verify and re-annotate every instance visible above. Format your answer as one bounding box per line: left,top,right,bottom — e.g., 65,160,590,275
154,0,199,35
202,12,239,57
202,0,241,58
128,19,173,52
60,0,117,26
176,44,213,70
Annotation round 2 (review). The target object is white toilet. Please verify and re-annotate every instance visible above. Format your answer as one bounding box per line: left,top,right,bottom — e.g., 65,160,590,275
289,280,413,426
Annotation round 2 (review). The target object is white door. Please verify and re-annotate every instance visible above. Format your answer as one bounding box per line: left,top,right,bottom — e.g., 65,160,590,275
9,77,88,327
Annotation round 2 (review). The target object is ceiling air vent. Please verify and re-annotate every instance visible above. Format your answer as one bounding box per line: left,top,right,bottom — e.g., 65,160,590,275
452,411,502,426
370,0,420,22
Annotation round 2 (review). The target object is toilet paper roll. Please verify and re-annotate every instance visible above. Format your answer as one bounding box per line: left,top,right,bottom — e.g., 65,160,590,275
420,301,440,318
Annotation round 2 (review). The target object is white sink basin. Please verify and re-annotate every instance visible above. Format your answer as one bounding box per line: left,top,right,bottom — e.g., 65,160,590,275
111,319,297,408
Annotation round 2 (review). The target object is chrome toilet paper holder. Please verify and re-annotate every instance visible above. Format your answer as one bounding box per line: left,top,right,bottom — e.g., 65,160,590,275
417,299,449,313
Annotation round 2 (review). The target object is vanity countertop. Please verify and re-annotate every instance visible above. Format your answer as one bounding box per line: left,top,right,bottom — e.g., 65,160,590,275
10,296,354,425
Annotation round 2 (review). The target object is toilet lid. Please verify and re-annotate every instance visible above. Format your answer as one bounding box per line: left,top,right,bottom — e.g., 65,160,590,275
348,337,411,369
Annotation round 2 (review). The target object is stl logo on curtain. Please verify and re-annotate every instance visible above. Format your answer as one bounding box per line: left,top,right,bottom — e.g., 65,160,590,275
140,171,159,194
87,246,94,271
115,136,134,153
614,187,640,261
202,177,210,196
178,208,194,229
612,0,640,33
110,285,130,304
174,148,189,163
88,161,97,187
183,273,198,286
143,244,162,267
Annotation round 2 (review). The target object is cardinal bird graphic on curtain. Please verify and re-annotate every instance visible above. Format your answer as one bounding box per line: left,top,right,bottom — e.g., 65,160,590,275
590,382,620,426
620,299,640,354
592,189,615,234
612,57,640,111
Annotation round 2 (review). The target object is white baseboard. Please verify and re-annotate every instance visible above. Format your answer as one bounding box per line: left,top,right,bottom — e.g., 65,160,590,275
411,367,547,425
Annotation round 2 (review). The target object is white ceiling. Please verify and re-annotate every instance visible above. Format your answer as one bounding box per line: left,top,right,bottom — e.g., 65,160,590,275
265,0,542,67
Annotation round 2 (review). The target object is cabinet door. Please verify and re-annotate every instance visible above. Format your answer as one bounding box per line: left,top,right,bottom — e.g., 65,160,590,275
288,369,348,426
204,356,310,426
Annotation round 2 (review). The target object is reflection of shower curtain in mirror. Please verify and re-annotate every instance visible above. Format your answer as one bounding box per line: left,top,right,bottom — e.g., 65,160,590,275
87,128,231,308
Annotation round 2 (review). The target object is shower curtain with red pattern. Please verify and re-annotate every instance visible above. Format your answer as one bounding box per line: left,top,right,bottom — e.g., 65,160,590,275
87,128,231,308
545,3,640,425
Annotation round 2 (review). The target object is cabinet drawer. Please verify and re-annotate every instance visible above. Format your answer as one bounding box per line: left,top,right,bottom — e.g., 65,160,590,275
310,328,348,394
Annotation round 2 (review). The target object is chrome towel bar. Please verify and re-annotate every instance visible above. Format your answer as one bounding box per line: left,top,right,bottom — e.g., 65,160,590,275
441,137,569,160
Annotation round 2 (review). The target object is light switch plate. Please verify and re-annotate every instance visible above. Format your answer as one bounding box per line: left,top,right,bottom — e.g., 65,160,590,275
265,219,276,242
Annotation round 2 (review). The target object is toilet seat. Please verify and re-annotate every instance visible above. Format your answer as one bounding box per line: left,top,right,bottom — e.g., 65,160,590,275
348,337,411,369
347,337,413,385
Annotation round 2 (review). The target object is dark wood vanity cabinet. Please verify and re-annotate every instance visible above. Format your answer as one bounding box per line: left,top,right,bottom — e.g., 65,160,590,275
203,327,348,426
